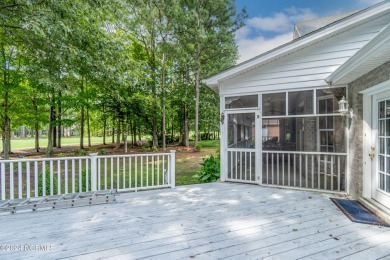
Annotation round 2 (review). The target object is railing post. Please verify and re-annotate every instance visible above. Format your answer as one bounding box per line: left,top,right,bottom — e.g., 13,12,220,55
90,153,98,191
169,150,176,188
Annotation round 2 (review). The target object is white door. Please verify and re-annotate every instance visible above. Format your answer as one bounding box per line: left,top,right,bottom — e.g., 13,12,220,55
225,111,258,183
373,92,390,209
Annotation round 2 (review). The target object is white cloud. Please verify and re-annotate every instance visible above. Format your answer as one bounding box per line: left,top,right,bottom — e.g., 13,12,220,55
236,32,293,63
235,7,318,63
245,8,318,34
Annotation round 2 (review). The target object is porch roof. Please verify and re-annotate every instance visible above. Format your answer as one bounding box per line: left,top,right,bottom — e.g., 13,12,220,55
1,182,389,259
326,22,390,85
203,1,390,93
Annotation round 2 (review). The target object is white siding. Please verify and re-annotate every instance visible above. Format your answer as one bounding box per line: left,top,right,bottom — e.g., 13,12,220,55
220,13,390,96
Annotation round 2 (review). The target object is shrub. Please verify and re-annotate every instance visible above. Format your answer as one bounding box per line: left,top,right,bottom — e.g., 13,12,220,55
192,155,220,183
195,144,202,152
38,170,58,196
141,146,148,152
100,148,107,155
75,149,88,156
152,145,158,152
77,169,91,192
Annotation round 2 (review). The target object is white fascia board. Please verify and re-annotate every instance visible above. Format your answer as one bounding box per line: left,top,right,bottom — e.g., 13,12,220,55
203,1,390,88
326,22,390,85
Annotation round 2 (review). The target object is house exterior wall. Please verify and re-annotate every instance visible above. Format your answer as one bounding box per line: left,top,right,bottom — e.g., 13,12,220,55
219,13,390,96
348,60,390,198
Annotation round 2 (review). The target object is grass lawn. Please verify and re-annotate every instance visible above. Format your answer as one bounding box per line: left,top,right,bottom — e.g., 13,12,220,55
1,139,220,188
0,136,112,150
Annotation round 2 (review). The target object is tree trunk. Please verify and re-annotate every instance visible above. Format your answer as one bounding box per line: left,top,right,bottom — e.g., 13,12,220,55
2,92,10,159
115,116,121,149
57,90,62,148
103,107,107,145
161,53,166,150
80,77,85,149
183,105,189,147
87,108,91,147
194,43,201,147
34,122,40,153
46,90,55,157
124,118,128,153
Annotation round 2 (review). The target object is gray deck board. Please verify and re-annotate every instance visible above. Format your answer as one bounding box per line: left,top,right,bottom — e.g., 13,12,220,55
0,182,389,259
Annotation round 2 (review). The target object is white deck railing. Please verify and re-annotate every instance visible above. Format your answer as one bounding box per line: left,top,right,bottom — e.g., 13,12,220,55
0,151,176,200
262,151,347,192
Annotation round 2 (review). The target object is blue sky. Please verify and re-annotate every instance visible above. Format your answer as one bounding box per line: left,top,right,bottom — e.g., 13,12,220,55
234,0,383,63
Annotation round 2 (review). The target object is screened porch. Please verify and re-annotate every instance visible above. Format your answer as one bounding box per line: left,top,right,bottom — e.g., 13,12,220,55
224,87,348,192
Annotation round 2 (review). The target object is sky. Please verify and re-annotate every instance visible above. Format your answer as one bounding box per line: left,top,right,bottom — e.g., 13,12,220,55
234,0,384,63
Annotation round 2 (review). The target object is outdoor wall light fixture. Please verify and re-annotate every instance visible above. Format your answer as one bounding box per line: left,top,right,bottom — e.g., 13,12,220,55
221,112,225,124
338,96,353,118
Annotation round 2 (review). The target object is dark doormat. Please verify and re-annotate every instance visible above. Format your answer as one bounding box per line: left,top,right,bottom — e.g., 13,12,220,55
330,198,389,227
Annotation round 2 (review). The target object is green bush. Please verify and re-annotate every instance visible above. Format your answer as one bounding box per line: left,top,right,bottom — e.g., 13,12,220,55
38,170,58,196
195,144,202,152
192,154,220,183
77,169,91,192
100,148,107,155
75,149,88,156
141,146,148,152
152,145,158,152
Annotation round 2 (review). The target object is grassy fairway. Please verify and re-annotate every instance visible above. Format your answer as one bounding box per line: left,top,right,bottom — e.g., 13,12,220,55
0,136,109,150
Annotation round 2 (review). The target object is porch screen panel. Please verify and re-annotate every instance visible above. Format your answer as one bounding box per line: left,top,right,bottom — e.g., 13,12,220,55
225,95,258,109
228,113,255,149
263,93,286,116
288,90,313,115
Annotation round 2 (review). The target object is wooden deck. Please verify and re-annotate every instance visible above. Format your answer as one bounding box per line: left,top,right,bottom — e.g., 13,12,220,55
0,182,389,259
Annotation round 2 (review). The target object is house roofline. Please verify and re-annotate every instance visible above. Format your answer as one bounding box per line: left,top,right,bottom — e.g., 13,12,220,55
326,22,390,85
203,0,390,90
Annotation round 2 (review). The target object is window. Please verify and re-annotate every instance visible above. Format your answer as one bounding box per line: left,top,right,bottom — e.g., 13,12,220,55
262,92,286,116
225,95,258,109
317,96,335,152
288,90,313,115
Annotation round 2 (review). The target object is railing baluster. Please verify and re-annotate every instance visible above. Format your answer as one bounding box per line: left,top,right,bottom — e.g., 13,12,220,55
50,160,54,196
293,154,296,187
26,161,30,198
311,155,314,189
288,154,290,186
317,154,321,189
65,160,68,194
146,156,149,187
282,153,285,186
324,155,328,190
266,153,269,184
249,151,252,181
10,162,14,199
141,156,143,187
129,157,132,189
240,151,243,180
79,159,82,193
42,162,46,196
104,158,107,190
57,160,61,195
305,154,308,188
135,156,138,190
157,155,159,186
97,158,101,190
338,156,341,192
162,155,164,185
331,155,334,191
235,151,237,180
1,163,5,200
299,154,302,188
86,159,89,192
72,159,75,193
277,153,279,185
271,153,274,185
18,162,22,199
116,157,120,190
110,157,113,190
152,156,155,186
123,156,126,189
34,161,38,197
